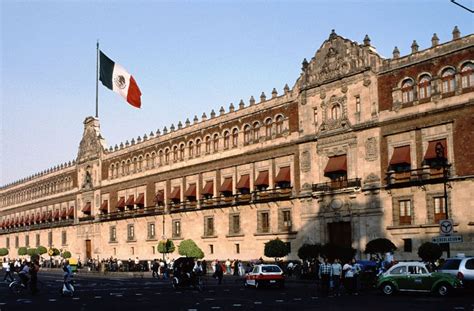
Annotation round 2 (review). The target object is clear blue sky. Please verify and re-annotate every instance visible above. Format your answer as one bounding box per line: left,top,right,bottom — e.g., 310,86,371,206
1,0,472,185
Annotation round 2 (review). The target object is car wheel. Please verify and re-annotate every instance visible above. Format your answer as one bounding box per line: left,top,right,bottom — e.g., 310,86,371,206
436,283,451,297
381,282,395,296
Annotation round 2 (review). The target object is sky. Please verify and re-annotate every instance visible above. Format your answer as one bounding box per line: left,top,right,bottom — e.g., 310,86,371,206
0,0,473,186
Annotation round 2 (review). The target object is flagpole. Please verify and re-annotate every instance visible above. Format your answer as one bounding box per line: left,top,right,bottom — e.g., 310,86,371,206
96,40,99,118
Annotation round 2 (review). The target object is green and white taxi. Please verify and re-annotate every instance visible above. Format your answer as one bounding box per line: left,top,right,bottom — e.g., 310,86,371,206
377,262,462,296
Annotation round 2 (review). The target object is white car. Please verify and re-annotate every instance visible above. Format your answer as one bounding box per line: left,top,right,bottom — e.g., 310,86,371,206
244,264,285,288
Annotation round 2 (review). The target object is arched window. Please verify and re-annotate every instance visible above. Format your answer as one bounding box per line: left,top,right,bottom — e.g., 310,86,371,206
196,139,201,156
205,136,211,153
275,115,284,134
173,146,178,161
213,134,219,152
158,151,163,166
138,156,143,171
244,125,251,143
331,104,341,120
115,163,119,177
188,141,194,158
265,118,272,138
109,164,114,179
125,160,131,174
223,131,230,149
232,128,238,147
145,154,151,169
179,144,185,160
401,79,414,103
418,75,431,99
132,158,137,173
253,122,260,141
150,152,156,167
165,149,170,164
441,68,455,93
461,63,474,88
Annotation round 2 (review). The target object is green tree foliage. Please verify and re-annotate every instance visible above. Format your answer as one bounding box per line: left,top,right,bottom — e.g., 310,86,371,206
36,246,47,255
264,238,290,261
178,239,204,258
364,238,397,255
321,243,356,262
27,248,38,256
52,248,60,256
0,248,9,256
297,243,322,261
418,242,442,263
62,251,72,259
157,239,176,254
18,247,27,256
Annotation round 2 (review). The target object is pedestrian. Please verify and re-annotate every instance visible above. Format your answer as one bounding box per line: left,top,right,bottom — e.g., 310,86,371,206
152,259,159,278
331,258,342,296
225,259,231,275
202,259,207,276
233,260,239,276
343,260,354,295
352,259,361,295
214,260,223,284
30,257,40,295
3,259,14,283
287,261,294,277
318,257,332,297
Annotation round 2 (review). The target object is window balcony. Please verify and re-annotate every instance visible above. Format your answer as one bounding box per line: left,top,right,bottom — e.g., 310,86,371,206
312,178,361,192
385,165,450,189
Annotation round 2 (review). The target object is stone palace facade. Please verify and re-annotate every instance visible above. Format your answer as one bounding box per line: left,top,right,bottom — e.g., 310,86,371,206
1,28,473,262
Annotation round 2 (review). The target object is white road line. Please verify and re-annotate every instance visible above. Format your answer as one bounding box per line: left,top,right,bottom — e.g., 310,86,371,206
211,307,221,310
94,296,102,299
275,299,284,302
73,297,80,300
48,299,57,302
254,302,262,305
293,298,302,301
232,304,242,307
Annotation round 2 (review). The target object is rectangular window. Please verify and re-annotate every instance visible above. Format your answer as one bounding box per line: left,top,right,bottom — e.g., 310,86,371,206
127,224,135,241
313,108,318,125
403,238,412,252
148,223,156,239
6,237,10,248
25,235,30,247
131,247,134,255
355,96,361,113
434,197,446,223
172,220,181,238
36,234,40,247
110,226,117,242
48,232,53,247
235,243,240,254
230,214,240,235
15,236,19,248
209,244,214,254
259,211,270,233
399,200,412,225
280,210,292,231
62,231,67,246
205,217,215,236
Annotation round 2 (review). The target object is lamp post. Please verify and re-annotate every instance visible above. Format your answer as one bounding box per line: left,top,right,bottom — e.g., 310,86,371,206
435,142,450,258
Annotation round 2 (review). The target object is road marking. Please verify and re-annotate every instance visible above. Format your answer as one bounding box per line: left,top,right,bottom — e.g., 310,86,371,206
94,296,102,299
453,308,464,310
311,296,319,300
232,304,242,307
48,299,57,302
254,302,262,305
211,307,221,310
276,300,284,303
293,298,302,301
135,293,143,296
188,309,198,311
205,298,215,301
73,297,80,300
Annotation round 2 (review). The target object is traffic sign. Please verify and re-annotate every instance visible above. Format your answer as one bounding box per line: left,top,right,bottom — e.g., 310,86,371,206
439,219,454,236
432,235,463,244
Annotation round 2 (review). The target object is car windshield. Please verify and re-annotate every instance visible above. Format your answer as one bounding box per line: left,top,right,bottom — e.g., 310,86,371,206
441,259,461,270
466,259,474,270
262,266,282,273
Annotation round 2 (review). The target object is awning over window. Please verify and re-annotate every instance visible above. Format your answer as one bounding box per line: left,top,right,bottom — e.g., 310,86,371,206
116,197,126,209
19,216,24,225
82,202,91,213
29,214,35,223
201,181,214,195
389,146,411,165
67,207,74,217
47,211,53,221
126,195,135,207
219,177,233,192
275,166,291,183
324,155,347,176
155,190,164,203
424,139,447,160
236,174,250,190
170,186,181,200
41,212,47,221
136,193,145,206
60,208,67,218
255,170,269,186
100,200,109,212
36,213,41,222
53,210,60,220
184,184,197,197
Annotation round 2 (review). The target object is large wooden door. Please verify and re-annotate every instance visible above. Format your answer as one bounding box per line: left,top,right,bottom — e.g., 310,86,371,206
85,239,92,259
328,221,352,248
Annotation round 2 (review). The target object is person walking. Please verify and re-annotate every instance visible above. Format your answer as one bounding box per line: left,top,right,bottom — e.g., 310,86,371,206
343,260,354,295
331,258,342,296
3,259,14,283
30,258,40,295
151,259,159,278
318,257,332,297
214,261,224,285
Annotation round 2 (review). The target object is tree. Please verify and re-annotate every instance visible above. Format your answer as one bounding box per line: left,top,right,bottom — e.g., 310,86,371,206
36,246,47,255
418,242,442,264
364,238,397,257
52,248,60,256
264,238,290,261
321,243,356,262
18,247,27,256
178,239,204,258
297,243,322,261
157,239,176,255
27,248,38,256
0,248,9,256
62,251,72,259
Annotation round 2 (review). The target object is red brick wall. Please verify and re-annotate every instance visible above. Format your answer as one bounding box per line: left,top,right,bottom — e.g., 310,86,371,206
453,113,474,176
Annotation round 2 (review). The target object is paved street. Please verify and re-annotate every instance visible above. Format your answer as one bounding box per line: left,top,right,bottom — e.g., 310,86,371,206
0,270,473,311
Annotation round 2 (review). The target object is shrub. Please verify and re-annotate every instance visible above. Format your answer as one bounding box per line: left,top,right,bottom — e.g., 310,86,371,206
0,248,9,256
364,238,397,256
178,239,204,258
18,247,28,256
36,246,47,255
157,239,176,254
297,243,322,261
264,238,290,261
52,248,60,256
27,248,38,256
418,242,442,263
62,251,72,259
321,243,356,262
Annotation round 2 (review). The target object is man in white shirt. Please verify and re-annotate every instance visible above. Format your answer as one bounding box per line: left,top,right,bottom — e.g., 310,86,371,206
331,258,343,296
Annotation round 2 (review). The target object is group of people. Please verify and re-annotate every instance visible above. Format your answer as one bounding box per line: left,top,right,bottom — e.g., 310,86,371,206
318,258,362,297
2,257,40,294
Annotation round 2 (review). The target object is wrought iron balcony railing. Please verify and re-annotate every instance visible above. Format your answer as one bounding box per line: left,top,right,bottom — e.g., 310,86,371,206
312,178,361,192
385,165,450,189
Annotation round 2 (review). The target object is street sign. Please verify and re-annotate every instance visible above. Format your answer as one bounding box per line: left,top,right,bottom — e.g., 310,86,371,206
432,235,463,244
439,219,454,236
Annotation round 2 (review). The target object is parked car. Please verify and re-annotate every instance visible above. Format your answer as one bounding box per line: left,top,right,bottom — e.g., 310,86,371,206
438,256,474,288
244,264,284,288
377,262,462,296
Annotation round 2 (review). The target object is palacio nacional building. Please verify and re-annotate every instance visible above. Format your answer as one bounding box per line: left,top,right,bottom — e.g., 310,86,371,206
1,28,473,262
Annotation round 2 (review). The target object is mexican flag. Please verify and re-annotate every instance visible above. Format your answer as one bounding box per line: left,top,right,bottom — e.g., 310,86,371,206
99,51,142,108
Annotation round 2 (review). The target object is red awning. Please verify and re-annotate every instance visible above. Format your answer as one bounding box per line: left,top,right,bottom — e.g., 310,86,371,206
100,200,109,212
47,211,53,221
126,195,135,206
29,214,35,224
20,216,24,225
60,208,67,218
67,207,74,217
155,190,164,203
36,213,41,222
184,184,197,197
41,212,47,221
236,174,250,190
424,139,447,160
53,210,60,220
82,202,91,213
170,187,181,200
390,146,411,165
275,166,291,183
324,155,347,175
136,193,144,206
117,197,126,209
255,170,269,186
202,181,214,195
219,177,233,192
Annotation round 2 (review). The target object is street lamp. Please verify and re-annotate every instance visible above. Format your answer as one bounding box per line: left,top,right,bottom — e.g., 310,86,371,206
435,142,451,258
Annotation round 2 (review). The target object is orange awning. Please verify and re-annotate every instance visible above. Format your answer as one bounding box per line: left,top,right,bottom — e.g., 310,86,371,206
170,186,181,200
255,170,269,186
41,212,47,221
100,200,109,212
324,155,347,175
82,202,91,213
184,184,197,197
60,208,67,218
36,213,41,222
219,177,233,192
47,211,53,221
53,210,60,220
424,139,447,160
117,197,126,209
390,146,411,165
136,193,145,206
29,214,35,224
126,195,135,206
236,174,250,190
67,207,74,217
202,181,214,195
275,166,291,183
155,190,164,203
